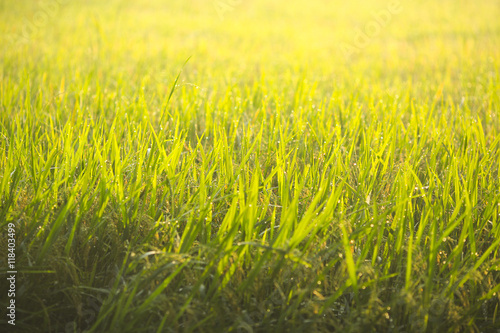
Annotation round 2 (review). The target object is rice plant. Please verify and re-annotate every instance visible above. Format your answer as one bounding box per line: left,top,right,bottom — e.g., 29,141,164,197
1,0,499,332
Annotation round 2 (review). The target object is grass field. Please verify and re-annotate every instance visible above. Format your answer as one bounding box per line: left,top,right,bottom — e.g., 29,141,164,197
1,0,500,332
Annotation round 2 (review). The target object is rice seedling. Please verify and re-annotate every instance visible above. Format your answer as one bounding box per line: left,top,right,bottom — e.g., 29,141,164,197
1,0,499,332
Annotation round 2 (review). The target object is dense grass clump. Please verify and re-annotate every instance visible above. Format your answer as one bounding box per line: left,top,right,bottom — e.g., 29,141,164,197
1,0,500,332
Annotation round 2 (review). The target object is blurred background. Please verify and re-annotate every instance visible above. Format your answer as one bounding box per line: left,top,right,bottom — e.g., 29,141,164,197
1,0,499,125
2,0,499,79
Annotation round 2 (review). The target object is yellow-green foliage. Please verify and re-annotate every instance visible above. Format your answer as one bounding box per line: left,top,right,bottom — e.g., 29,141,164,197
1,0,499,332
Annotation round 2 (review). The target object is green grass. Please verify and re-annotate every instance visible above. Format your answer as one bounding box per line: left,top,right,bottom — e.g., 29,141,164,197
1,0,500,332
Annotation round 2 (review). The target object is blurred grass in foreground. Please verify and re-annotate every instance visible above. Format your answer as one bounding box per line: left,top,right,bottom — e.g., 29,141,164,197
1,0,500,332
